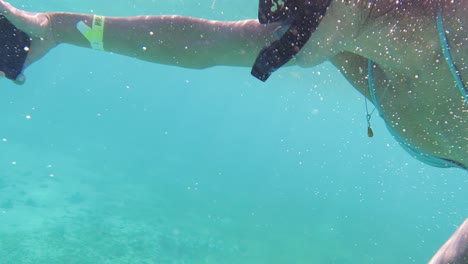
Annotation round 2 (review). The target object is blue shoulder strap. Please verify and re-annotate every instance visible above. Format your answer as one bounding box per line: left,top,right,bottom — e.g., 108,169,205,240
436,10,468,103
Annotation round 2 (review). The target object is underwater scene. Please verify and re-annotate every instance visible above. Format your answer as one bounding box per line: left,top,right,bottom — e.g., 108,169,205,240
0,0,467,263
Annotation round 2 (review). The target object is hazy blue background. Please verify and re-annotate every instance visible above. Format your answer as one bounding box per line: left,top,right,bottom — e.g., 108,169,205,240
0,0,466,263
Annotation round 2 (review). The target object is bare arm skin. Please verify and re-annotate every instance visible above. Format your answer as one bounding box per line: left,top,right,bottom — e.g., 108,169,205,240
0,0,280,72
0,1,465,166
50,13,280,69
0,0,467,261
429,219,468,264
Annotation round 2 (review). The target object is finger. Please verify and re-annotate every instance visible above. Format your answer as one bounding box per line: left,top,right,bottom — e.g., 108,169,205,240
0,1,26,31
0,1,41,36
0,71,25,85
13,73,26,85
0,0,19,19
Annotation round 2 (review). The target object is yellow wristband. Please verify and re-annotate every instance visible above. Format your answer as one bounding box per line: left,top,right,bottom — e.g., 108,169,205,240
76,15,105,51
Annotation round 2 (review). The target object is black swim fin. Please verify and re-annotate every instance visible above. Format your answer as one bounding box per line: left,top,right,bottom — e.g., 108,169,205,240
0,14,31,80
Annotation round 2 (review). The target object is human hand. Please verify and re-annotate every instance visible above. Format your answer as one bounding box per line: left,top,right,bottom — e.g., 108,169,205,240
0,0,57,84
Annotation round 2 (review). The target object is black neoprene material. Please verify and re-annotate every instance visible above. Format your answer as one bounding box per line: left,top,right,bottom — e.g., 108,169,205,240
0,14,31,80
258,0,294,24
252,0,332,81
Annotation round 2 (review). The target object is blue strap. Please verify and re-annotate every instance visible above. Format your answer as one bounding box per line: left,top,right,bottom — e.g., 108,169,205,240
368,60,377,105
436,10,468,102
367,59,465,169
368,59,384,117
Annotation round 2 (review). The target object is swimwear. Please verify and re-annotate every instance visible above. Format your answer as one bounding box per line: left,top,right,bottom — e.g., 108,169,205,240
368,58,466,169
253,2,466,169
366,8,467,169
437,10,468,103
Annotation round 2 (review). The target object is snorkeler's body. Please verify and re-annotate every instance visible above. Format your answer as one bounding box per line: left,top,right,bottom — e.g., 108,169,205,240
0,0,465,169
0,0,466,262
324,1,468,169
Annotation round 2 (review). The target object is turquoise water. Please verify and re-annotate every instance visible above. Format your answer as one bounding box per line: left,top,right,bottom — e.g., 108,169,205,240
0,0,467,263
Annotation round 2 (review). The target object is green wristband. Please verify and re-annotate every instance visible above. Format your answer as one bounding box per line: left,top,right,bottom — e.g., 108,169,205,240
76,15,105,51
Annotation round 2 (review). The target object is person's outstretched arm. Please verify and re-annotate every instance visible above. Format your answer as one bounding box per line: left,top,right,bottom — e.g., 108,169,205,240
0,0,280,82
429,219,468,264
51,13,279,68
